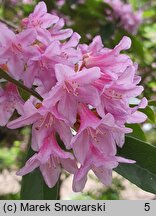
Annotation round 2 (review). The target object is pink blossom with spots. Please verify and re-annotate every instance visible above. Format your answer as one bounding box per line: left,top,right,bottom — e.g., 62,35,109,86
17,133,77,188
0,83,24,126
22,2,59,44
70,104,132,164
44,64,101,125
7,98,72,151
0,26,37,79
73,144,135,192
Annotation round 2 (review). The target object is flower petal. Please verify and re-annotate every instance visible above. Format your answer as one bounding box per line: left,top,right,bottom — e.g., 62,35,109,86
17,154,39,176
117,156,136,164
93,167,112,186
34,2,47,17
54,120,72,149
57,93,78,125
40,162,61,188
72,67,101,85
72,165,90,192
114,36,131,54
17,29,37,46
77,86,101,107
63,32,81,49
55,64,75,82
72,131,90,164
41,14,59,28
61,158,77,174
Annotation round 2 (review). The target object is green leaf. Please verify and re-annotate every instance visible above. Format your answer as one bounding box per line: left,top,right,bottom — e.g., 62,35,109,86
21,147,60,200
0,17,17,29
0,68,43,101
18,87,31,101
140,106,155,123
143,9,156,18
126,124,146,141
43,1,55,12
148,100,156,107
128,0,136,9
130,36,145,59
115,136,156,194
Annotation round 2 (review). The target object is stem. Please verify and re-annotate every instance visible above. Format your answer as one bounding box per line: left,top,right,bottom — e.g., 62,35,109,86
55,179,61,200
0,68,43,101
0,17,18,30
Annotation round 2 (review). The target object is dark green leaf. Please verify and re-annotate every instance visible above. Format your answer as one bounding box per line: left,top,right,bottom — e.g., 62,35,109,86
18,87,31,101
126,124,146,141
140,105,155,123
115,136,156,194
115,163,156,194
130,36,145,59
148,100,156,107
43,0,55,12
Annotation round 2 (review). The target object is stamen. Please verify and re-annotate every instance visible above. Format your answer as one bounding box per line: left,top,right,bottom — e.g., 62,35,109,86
51,156,58,169
74,64,79,72
48,158,52,168
35,103,42,109
104,89,122,99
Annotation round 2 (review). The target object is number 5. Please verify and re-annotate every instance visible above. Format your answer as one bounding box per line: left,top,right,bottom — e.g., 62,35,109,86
144,203,150,211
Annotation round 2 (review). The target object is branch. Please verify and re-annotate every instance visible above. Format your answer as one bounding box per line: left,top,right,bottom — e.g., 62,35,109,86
0,17,18,30
0,68,43,101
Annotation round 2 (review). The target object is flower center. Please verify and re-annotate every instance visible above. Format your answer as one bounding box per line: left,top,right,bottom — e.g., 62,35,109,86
48,155,60,169
63,80,79,96
35,113,54,130
104,88,122,99
12,43,22,53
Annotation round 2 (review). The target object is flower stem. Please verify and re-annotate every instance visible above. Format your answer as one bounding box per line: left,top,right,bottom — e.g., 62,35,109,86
0,68,43,101
0,17,18,30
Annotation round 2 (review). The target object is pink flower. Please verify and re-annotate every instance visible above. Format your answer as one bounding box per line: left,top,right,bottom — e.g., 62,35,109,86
97,65,147,123
79,36,147,126
17,133,77,188
0,83,24,126
23,32,81,89
7,99,72,151
44,64,101,125
22,2,59,44
22,42,58,89
105,0,142,35
0,1,147,191
127,97,148,124
78,0,85,4
11,0,33,5
55,0,65,8
49,18,73,41
45,32,82,66
0,26,37,79
79,35,104,56
10,0,18,4
71,104,131,164
23,0,33,4
81,36,132,77
73,144,134,192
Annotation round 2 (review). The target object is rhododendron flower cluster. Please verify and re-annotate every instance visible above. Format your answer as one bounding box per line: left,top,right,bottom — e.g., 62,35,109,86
105,0,142,35
0,2,147,192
